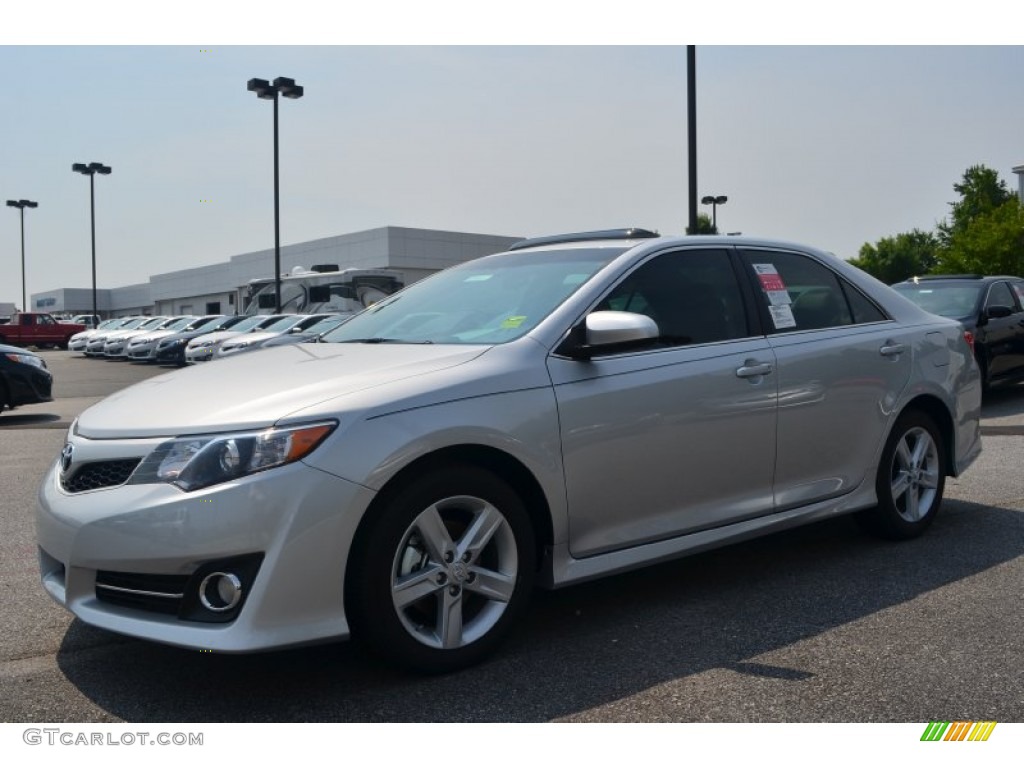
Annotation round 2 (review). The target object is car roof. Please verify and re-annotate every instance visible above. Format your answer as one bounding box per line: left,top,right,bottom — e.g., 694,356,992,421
895,275,1022,284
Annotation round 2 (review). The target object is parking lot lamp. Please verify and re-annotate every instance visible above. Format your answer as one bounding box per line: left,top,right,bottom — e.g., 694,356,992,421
247,76,304,313
72,163,112,324
700,195,728,233
5,199,38,312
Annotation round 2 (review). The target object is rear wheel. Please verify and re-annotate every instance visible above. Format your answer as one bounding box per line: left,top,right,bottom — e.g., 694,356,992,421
857,411,945,540
347,465,535,674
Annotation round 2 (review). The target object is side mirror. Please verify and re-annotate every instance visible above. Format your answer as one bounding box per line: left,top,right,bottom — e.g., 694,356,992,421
985,304,1013,320
558,311,660,359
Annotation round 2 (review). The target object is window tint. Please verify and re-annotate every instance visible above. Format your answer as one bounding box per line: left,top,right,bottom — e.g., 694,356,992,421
741,250,856,332
597,249,748,346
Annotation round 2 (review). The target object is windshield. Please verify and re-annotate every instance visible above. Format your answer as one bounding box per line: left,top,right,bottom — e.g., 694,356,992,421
893,283,982,319
260,315,304,332
228,315,281,333
165,317,196,331
191,316,235,333
323,248,622,345
303,315,348,335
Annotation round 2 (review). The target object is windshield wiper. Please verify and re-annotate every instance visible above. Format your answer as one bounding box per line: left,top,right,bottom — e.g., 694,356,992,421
339,338,433,344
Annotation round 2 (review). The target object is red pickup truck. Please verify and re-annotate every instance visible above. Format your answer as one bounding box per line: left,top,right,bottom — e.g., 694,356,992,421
0,313,86,349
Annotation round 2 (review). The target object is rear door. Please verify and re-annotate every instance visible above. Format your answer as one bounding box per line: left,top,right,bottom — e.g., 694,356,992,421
981,280,1024,381
737,248,912,510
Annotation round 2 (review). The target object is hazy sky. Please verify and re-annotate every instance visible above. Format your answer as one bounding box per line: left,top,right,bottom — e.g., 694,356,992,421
2,7,1022,309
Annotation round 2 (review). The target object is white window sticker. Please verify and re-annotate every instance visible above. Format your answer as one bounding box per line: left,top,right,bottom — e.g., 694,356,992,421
753,264,792,305
769,304,797,329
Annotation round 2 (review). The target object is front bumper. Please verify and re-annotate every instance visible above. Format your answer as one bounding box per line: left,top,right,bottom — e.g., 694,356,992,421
2,365,53,406
184,347,215,363
36,442,376,652
126,344,157,361
154,343,187,365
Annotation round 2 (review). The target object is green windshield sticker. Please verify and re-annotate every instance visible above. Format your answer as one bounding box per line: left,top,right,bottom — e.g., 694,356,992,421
563,273,589,285
501,316,527,329
465,274,493,282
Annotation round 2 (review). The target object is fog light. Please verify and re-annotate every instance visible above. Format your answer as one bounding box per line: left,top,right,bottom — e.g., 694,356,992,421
198,572,243,612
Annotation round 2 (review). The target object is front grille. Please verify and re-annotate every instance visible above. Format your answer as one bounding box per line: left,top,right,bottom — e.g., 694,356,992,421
62,459,141,493
96,571,188,615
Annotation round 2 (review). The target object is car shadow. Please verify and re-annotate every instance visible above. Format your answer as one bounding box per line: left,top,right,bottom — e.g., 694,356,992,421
0,412,63,429
52,497,1024,722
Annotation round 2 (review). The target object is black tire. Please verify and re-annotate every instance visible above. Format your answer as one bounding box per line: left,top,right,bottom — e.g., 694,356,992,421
347,465,535,674
856,410,945,540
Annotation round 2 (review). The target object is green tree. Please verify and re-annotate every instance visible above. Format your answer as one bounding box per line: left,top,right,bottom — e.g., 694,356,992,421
849,229,940,284
937,164,1015,245
936,196,1024,275
685,212,717,235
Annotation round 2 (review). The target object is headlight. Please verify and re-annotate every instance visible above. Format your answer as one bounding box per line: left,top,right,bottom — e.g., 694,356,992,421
5,352,45,369
129,421,336,492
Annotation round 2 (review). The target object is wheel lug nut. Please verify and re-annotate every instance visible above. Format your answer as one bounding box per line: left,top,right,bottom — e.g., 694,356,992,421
443,552,454,563
436,573,448,585
467,572,476,583
449,585,461,597
461,552,471,563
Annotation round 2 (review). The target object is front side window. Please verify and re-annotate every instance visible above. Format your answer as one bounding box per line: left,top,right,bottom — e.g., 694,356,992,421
1011,281,1024,309
595,248,749,346
985,281,1016,311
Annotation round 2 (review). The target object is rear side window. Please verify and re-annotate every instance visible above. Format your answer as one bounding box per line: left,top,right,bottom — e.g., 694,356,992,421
740,250,885,332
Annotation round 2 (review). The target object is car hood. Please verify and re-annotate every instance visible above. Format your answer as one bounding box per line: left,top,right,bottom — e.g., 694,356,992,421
187,330,243,346
221,331,281,346
75,343,490,438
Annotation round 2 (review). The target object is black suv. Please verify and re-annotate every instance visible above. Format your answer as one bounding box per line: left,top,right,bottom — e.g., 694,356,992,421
892,274,1024,391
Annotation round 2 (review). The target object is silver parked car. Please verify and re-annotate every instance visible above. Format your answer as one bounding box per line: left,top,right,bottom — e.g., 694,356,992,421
37,230,982,673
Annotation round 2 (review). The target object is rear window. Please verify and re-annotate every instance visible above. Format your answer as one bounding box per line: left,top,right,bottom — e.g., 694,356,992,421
892,283,982,319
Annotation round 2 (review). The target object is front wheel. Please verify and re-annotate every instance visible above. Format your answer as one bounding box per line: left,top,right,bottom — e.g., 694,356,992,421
857,411,945,540
347,465,535,674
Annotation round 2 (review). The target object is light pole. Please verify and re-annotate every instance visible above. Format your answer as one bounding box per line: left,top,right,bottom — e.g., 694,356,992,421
247,76,304,313
72,162,112,324
5,199,38,311
700,195,728,233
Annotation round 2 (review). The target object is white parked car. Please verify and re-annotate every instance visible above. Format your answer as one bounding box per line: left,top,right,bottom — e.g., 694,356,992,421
103,317,185,358
37,231,982,674
84,317,162,357
184,315,290,363
214,314,337,359
126,316,219,362
69,318,137,353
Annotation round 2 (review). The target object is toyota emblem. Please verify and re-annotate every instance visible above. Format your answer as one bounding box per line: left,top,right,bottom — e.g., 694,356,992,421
60,443,74,475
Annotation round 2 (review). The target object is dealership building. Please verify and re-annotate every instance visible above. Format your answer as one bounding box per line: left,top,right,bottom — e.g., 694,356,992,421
30,226,522,318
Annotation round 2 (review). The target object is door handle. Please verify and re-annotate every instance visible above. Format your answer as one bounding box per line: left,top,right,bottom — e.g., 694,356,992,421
735,362,773,378
879,342,906,357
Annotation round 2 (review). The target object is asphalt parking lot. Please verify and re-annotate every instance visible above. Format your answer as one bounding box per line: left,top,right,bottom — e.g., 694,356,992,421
1,351,1022,722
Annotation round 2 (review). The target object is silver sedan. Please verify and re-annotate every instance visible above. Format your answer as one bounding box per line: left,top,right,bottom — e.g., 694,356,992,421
36,231,981,674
